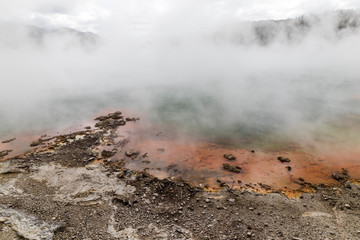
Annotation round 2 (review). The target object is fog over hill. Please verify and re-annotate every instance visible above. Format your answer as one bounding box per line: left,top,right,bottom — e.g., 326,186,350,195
0,21,98,49
214,10,360,45
1,10,359,48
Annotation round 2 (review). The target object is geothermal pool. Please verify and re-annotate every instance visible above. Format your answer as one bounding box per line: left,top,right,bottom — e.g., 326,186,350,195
1,10,360,196
1,108,359,196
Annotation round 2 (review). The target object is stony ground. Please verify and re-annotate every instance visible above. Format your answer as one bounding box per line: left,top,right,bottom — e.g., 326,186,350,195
0,112,359,240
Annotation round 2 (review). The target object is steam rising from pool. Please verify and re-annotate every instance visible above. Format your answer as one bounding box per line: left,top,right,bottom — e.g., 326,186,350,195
1,9,360,150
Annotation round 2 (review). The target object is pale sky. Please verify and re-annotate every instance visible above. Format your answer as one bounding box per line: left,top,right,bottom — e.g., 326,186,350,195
1,0,360,32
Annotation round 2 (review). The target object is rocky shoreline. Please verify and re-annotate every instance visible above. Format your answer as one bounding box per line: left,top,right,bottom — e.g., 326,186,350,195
0,111,359,240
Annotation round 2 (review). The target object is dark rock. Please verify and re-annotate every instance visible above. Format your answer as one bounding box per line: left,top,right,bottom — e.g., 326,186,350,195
125,117,140,122
332,172,349,181
112,197,132,206
94,112,128,129
286,166,292,171
332,168,349,181
259,183,272,191
84,126,91,130
30,139,43,147
118,120,126,126
101,150,117,158
0,150,12,158
223,154,236,161
95,119,126,129
298,177,305,182
1,138,16,143
95,116,109,121
223,163,241,173
344,182,352,189
125,150,140,158
108,112,123,120
277,156,291,163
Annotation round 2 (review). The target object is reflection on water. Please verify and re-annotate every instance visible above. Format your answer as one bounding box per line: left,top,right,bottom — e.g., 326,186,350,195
1,76,360,141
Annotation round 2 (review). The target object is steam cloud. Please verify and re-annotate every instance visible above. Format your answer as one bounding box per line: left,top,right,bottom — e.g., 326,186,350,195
1,2,360,149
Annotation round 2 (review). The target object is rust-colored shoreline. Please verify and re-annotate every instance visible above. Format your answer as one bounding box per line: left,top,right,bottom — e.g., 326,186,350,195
1,110,359,198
